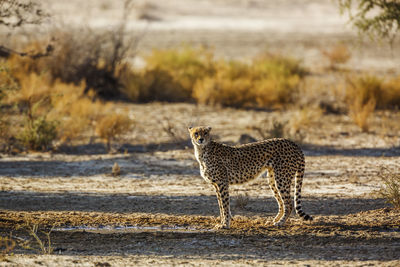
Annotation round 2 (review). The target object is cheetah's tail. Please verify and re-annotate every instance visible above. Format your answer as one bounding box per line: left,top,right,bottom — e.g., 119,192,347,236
294,160,313,221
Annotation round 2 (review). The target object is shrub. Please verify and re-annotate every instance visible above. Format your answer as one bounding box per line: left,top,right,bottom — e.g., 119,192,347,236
122,47,306,108
235,193,250,210
345,74,400,110
382,76,400,109
17,116,58,151
0,68,133,151
378,169,400,209
193,62,257,108
96,113,134,152
47,79,104,143
345,75,382,132
0,234,16,259
8,20,138,99
121,67,189,102
122,46,215,102
288,106,323,136
2,72,57,150
193,54,305,109
322,43,351,70
251,118,288,140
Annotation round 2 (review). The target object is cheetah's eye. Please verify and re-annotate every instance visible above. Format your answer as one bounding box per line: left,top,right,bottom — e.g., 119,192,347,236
204,132,208,136
194,133,198,137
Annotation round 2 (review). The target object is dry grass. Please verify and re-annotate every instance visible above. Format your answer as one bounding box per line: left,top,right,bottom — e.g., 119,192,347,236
23,224,55,255
235,194,250,210
0,65,134,151
121,46,214,102
382,75,400,109
121,47,305,108
344,75,386,132
288,106,323,136
96,113,134,152
322,43,351,70
0,234,16,260
8,23,137,98
251,118,288,140
193,53,305,108
378,169,400,210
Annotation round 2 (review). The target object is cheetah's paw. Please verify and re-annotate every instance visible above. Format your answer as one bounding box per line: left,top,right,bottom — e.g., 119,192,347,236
213,223,230,230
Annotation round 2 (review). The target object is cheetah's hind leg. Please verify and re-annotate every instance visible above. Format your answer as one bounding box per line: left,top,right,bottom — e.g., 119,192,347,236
267,169,284,224
272,172,293,227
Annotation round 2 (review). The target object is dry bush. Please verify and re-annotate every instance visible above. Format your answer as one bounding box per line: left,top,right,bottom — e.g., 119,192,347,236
322,43,351,70
0,63,17,148
122,47,305,109
251,118,288,139
17,116,57,151
382,75,400,109
24,224,54,255
345,75,383,132
47,80,104,143
8,0,138,100
8,29,125,98
193,54,305,109
378,169,400,209
120,67,190,102
1,69,131,151
122,46,214,102
235,193,250,210
96,113,134,152
193,62,257,108
3,73,57,150
288,106,323,136
350,98,376,132
0,234,16,259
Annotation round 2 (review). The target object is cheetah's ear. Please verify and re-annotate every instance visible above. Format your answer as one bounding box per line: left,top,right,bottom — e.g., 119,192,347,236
188,126,193,132
206,126,212,132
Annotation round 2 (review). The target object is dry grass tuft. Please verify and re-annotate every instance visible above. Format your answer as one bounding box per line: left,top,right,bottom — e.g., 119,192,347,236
235,193,250,210
0,234,16,260
288,106,323,136
382,75,400,109
322,43,351,70
0,65,134,151
112,162,121,176
251,118,288,139
345,75,382,132
193,53,305,108
121,46,214,102
121,47,306,109
96,113,134,152
25,224,54,255
378,169,400,210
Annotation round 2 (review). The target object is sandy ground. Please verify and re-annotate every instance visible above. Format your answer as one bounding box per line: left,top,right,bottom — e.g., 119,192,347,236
1,0,400,266
1,103,400,266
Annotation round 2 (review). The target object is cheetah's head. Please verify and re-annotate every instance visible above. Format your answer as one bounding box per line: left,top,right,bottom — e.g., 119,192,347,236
188,126,212,146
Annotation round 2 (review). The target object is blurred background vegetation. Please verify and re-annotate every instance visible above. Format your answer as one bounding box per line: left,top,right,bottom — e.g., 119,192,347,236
0,0,399,152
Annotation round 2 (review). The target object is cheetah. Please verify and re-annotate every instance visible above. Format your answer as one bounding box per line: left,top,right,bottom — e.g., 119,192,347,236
188,126,312,229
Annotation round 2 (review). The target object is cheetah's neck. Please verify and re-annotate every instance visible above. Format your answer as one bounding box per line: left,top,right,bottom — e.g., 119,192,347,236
193,141,215,163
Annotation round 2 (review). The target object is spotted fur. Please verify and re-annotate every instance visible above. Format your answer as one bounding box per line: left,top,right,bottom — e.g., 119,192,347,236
188,126,312,229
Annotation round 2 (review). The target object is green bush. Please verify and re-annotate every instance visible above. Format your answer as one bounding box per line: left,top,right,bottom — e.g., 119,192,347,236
17,117,58,151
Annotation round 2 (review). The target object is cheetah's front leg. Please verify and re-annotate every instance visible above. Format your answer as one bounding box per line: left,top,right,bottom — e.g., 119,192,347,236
212,182,230,229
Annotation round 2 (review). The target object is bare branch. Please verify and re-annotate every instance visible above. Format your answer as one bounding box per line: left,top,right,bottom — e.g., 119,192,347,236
0,44,53,58
0,0,49,28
